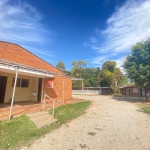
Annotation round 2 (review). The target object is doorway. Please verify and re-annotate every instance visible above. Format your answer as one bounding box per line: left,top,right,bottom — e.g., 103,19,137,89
126,88,131,95
0,76,7,103
37,78,43,102
128,89,130,95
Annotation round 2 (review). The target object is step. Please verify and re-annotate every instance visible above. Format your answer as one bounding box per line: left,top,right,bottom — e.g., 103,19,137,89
31,114,54,123
26,111,57,128
37,118,57,128
26,111,48,118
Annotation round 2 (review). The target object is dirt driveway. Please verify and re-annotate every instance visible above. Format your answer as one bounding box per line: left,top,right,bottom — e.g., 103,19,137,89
21,95,150,150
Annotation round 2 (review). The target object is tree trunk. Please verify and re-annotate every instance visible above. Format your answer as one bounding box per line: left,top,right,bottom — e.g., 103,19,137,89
144,87,148,101
114,80,118,94
113,79,118,94
110,84,115,94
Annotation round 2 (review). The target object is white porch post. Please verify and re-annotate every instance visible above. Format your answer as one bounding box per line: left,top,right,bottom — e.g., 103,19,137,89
9,66,19,120
82,79,83,93
82,79,84,99
62,77,65,104
41,77,44,102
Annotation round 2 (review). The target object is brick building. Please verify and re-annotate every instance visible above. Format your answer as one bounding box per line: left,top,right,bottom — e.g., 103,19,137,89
120,84,145,96
0,41,72,118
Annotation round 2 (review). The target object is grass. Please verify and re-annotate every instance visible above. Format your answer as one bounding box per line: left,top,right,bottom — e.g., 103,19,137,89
141,107,150,114
88,132,96,136
0,100,91,150
79,144,87,148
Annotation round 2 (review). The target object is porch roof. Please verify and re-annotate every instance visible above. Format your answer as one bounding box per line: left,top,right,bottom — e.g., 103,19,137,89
0,59,60,77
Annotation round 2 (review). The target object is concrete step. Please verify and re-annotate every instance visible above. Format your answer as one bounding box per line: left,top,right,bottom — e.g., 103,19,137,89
37,118,57,128
31,114,53,123
26,111,57,128
26,111,48,118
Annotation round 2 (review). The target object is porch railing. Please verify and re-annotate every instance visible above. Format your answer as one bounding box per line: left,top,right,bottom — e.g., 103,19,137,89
43,94,55,117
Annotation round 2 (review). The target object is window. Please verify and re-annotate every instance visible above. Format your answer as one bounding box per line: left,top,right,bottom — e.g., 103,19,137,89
46,78,53,88
12,78,29,88
12,78,21,87
133,88,138,93
21,79,29,87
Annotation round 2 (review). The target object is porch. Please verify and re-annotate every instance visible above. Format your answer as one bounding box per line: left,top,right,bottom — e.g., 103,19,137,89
0,99,81,120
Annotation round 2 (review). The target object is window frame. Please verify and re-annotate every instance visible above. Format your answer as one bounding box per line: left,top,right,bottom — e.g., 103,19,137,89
12,78,29,88
46,78,53,88
21,79,29,88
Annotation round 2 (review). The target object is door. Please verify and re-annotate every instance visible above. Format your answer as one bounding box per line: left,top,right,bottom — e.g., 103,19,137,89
126,88,131,95
140,88,143,96
0,76,7,103
37,78,43,102
128,89,130,95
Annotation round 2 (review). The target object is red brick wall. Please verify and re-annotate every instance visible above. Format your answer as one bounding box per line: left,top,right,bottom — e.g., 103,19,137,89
43,76,72,101
0,41,72,101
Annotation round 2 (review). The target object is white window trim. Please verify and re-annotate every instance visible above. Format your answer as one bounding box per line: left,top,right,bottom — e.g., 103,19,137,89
12,78,29,88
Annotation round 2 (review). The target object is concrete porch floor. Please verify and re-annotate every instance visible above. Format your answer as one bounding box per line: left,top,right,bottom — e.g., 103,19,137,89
0,99,82,120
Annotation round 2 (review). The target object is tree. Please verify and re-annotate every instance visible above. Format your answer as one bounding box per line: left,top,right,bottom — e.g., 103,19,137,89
114,67,124,87
63,70,71,76
124,38,150,100
81,67,100,87
56,61,66,72
102,61,116,72
118,75,128,87
98,61,124,93
71,60,88,78
71,60,87,89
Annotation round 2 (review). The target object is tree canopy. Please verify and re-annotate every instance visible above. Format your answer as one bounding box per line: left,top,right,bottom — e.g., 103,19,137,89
102,61,116,72
56,59,125,91
71,60,88,78
56,61,66,71
98,61,124,93
124,38,150,99
81,67,100,87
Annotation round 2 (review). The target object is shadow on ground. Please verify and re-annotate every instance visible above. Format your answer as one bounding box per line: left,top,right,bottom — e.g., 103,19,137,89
112,95,149,103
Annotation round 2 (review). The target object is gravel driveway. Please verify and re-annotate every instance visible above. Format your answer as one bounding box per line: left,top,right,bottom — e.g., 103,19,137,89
21,95,150,150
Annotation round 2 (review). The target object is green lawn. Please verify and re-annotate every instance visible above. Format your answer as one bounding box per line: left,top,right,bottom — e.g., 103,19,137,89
142,107,150,114
0,100,91,150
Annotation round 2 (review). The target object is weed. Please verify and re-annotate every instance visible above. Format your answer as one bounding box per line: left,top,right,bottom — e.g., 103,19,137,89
88,132,96,136
141,107,150,114
79,144,87,148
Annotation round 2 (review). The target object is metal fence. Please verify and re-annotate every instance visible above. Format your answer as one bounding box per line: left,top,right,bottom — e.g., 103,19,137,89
72,90,101,94
72,87,113,95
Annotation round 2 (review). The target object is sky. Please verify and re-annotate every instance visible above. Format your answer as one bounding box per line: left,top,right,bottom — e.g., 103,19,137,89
0,0,150,71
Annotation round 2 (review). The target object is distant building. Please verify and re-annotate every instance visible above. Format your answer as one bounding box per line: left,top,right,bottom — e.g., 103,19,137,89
120,84,145,96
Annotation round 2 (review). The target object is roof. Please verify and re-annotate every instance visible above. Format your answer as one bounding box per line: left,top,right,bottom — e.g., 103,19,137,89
0,59,54,78
0,41,65,75
120,84,137,88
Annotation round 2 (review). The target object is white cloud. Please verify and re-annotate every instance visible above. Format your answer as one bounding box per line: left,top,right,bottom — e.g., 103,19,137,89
0,0,56,64
114,56,126,73
100,0,150,53
95,28,101,34
0,0,55,45
91,55,108,65
87,0,150,66
89,37,97,43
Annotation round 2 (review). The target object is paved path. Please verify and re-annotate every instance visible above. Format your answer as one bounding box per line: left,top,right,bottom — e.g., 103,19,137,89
21,95,150,150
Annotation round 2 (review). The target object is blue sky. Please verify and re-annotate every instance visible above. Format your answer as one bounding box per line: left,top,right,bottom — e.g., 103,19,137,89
0,0,150,71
